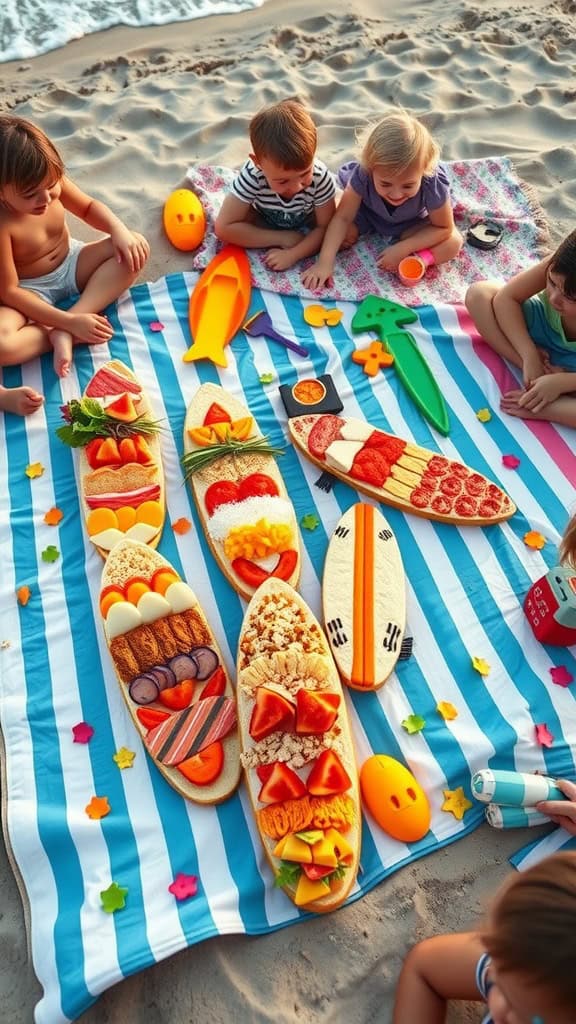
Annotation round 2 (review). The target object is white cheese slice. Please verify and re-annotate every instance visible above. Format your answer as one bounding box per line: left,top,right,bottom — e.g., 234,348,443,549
90,527,125,551
105,601,143,639
126,522,159,544
325,439,364,473
164,581,198,613
137,591,172,623
339,419,374,442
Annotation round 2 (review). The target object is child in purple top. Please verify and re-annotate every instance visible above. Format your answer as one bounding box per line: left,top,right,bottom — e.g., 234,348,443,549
301,110,462,290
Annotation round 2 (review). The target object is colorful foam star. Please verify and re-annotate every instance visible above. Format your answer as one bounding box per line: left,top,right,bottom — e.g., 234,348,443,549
168,872,199,901
442,786,473,820
113,746,136,770
16,585,31,606
172,517,192,535
300,513,320,531
85,796,111,820
41,545,60,563
472,655,491,677
524,530,546,550
401,713,426,735
259,372,275,385
72,721,94,744
437,701,458,721
25,462,44,479
502,454,521,470
476,408,492,423
535,723,554,748
43,507,64,526
100,882,128,913
0,640,11,650
149,321,165,332
550,665,574,688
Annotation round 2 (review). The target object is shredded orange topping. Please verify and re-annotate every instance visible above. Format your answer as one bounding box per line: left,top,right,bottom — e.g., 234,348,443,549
258,793,355,840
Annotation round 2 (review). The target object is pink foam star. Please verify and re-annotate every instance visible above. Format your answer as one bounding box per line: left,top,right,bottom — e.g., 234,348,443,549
550,666,574,688
535,723,554,748
502,454,520,469
149,321,165,332
72,721,94,744
168,872,199,901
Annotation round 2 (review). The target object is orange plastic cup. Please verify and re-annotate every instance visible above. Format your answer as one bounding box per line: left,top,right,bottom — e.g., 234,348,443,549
398,255,426,286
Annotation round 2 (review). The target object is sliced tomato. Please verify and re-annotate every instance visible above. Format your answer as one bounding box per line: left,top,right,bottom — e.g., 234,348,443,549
308,415,344,460
118,437,138,464
93,436,123,468
364,431,406,464
249,686,296,741
307,749,352,796
238,473,279,500
204,402,231,426
232,557,269,589
271,549,298,582
85,437,104,469
177,741,224,786
136,706,171,731
133,434,154,465
256,762,276,784
200,666,227,698
158,678,195,710
350,448,390,487
205,480,240,516
296,690,340,735
302,862,334,881
258,762,307,804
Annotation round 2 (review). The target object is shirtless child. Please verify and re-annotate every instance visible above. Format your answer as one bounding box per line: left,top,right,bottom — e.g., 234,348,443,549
0,116,149,415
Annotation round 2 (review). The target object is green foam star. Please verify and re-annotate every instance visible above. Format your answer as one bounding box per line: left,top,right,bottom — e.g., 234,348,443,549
300,513,320,531
401,713,425,735
100,881,128,913
41,545,60,563
259,372,275,385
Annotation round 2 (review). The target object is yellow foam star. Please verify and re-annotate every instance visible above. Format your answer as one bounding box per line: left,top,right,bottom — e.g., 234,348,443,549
524,530,546,550
437,700,458,721
476,408,492,423
442,786,473,821
113,746,136,769
25,462,45,479
472,655,491,677
85,796,111,820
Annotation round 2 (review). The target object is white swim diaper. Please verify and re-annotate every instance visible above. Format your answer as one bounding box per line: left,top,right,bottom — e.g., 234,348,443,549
19,238,85,304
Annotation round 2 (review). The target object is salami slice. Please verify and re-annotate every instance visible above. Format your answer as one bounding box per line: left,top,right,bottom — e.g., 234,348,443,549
308,415,345,459
145,696,237,766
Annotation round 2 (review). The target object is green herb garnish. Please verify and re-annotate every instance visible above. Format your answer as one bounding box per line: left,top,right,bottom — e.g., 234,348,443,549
274,861,303,889
181,434,284,481
57,398,163,448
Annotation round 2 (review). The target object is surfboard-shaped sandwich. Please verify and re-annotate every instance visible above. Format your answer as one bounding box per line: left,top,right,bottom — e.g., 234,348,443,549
289,414,516,526
323,503,406,690
57,360,165,558
237,579,361,912
182,383,301,599
100,539,241,804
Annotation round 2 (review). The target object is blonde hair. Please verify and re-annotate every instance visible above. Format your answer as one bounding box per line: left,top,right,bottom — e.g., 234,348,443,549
559,512,576,568
481,852,576,1009
249,98,317,170
0,116,64,193
358,110,440,177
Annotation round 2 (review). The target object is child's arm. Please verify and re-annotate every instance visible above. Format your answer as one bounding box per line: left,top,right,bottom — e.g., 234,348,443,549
392,933,486,1024
377,200,455,271
0,228,111,342
300,186,362,289
491,258,551,383
214,194,305,250
264,197,336,271
60,178,149,272
538,779,576,833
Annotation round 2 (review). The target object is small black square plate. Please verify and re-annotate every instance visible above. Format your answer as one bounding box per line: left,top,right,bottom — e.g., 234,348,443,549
279,374,344,418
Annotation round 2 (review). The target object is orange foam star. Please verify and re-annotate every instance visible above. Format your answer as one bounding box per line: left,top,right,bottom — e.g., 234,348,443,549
85,796,111,820
172,517,192,535
44,507,64,526
524,530,546,550
16,585,31,606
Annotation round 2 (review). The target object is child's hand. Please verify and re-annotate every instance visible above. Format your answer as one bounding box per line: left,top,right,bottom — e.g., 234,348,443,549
264,248,297,272
522,351,546,387
376,244,404,272
537,779,576,835
518,374,565,412
111,228,150,273
68,312,113,344
301,262,333,290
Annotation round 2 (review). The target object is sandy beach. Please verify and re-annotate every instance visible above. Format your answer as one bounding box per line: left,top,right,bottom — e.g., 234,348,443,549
1,0,575,1020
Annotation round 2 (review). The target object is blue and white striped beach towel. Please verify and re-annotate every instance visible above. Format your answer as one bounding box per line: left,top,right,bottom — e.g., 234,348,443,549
1,275,575,1023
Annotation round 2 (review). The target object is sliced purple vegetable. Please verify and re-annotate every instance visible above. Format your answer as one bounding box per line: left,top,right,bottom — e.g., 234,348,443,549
149,664,177,691
168,653,199,682
129,674,160,705
190,645,219,681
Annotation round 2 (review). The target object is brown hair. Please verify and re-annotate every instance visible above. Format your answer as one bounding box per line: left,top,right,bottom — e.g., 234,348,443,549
559,512,576,568
358,110,440,177
481,852,576,1007
249,99,317,169
0,116,64,193
549,228,576,301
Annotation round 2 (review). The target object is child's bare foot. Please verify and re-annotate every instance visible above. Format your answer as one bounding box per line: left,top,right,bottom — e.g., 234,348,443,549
0,385,44,416
49,329,74,377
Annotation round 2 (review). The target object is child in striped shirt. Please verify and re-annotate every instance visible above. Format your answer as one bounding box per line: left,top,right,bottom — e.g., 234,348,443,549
214,98,336,272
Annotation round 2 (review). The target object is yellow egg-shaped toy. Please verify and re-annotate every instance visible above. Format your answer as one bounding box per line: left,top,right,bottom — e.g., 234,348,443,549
360,755,431,842
163,189,206,252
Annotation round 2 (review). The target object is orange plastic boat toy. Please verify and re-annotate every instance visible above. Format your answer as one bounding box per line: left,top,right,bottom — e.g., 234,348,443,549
184,245,252,367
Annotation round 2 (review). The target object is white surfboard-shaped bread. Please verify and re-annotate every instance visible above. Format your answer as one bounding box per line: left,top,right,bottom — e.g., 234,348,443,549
236,578,361,913
182,383,301,600
100,539,241,804
58,360,165,559
323,503,406,690
289,413,516,527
